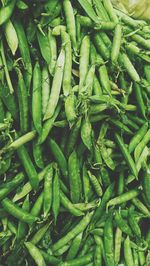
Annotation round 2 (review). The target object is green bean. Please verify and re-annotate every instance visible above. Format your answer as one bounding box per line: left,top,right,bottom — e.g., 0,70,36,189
44,49,65,120
2,198,37,224
0,0,16,26
52,212,93,251
124,236,134,266
24,242,46,266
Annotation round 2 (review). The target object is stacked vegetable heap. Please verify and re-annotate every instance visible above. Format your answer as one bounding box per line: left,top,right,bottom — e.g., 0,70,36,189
0,0,150,265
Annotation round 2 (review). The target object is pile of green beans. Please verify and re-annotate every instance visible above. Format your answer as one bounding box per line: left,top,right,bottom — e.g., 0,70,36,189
0,0,150,265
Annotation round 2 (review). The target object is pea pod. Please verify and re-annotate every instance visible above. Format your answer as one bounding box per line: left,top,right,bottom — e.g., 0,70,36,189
52,166,60,223
60,190,84,217
14,19,32,92
0,172,24,201
41,65,50,116
17,145,39,190
61,31,72,96
37,29,51,65
24,242,46,266
0,0,16,26
16,68,29,133
17,195,30,241
115,133,138,178
32,61,42,134
52,211,93,251
48,138,68,178
2,198,37,225
124,236,134,266
44,49,65,120
81,116,93,151
68,150,82,203
3,20,18,55
43,164,53,218
143,164,150,205
63,0,77,52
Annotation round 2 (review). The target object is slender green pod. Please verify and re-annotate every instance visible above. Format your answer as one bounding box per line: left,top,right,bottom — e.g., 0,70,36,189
44,49,65,120
32,61,42,134
4,20,18,55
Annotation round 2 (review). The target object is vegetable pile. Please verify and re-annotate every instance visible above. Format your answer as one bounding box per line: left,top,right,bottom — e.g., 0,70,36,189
0,0,150,265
